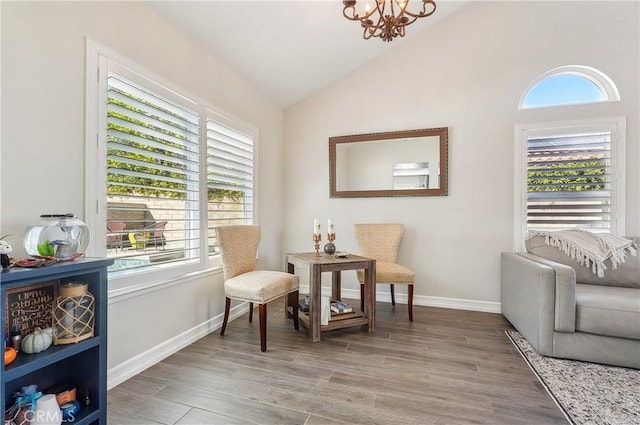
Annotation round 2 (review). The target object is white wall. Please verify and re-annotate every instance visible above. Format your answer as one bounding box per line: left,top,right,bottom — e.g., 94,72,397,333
283,1,640,310
1,1,285,384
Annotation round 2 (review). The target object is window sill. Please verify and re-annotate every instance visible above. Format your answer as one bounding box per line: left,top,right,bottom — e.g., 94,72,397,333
107,265,223,304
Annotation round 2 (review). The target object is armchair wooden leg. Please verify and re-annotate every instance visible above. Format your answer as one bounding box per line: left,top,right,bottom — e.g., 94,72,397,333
259,303,267,352
390,284,396,305
408,284,414,322
360,283,365,312
220,297,231,336
249,302,254,323
288,291,300,330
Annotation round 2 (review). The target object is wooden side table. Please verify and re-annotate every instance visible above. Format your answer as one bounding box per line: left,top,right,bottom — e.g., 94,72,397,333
285,252,376,342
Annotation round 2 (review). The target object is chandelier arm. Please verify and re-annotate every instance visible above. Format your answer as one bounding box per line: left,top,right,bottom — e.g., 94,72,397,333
400,0,436,19
362,9,386,39
387,0,396,18
393,15,419,29
342,2,379,22
363,27,374,40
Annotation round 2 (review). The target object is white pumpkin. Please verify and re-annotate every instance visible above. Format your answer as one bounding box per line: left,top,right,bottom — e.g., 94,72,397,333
21,327,53,354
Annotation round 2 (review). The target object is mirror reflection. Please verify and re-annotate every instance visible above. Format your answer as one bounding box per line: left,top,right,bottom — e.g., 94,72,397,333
330,127,448,197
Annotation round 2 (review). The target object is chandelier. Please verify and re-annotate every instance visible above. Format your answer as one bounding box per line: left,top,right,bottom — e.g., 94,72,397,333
342,0,437,42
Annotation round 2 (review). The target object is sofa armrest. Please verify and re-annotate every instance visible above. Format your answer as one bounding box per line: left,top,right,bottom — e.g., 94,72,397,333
518,253,576,332
501,252,576,355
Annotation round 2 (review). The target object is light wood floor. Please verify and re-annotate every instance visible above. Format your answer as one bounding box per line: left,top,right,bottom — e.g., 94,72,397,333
107,299,567,425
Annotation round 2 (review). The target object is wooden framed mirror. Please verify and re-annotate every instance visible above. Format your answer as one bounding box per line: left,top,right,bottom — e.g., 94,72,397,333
329,127,448,197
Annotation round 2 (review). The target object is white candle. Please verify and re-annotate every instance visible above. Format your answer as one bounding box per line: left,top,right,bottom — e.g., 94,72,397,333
314,219,319,235
328,219,333,233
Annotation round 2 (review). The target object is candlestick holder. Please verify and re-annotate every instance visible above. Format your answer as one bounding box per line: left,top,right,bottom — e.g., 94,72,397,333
313,234,322,256
324,232,336,255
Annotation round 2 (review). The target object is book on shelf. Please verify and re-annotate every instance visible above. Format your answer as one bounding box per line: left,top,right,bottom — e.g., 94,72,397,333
321,296,330,325
330,301,352,314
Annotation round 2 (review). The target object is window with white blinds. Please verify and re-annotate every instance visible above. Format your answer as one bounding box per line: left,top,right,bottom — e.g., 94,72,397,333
91,56,257,280
514,117,626,250
206,120,254,255
527,132,611,232
106,71,202,276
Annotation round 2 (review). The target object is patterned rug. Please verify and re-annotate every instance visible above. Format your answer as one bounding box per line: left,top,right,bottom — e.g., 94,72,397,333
506,330,640,425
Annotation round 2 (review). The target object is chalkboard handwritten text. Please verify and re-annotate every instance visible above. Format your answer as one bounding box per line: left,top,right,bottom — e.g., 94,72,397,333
5,281,58,335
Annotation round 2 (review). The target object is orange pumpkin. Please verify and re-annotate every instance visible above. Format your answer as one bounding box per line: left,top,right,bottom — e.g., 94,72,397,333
4,347,17,365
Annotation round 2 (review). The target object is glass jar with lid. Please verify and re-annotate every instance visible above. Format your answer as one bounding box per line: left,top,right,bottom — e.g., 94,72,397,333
24,214,90,258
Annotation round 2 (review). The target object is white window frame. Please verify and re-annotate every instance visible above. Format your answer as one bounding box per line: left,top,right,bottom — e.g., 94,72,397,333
519,65,621,110
513,117,626,251
85,39,257,291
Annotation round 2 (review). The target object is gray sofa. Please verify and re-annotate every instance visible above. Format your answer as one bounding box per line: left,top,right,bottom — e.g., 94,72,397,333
501,235,640,369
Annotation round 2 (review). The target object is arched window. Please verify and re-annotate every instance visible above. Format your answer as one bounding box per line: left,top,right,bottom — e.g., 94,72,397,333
513,66,625,250
519,65,620,109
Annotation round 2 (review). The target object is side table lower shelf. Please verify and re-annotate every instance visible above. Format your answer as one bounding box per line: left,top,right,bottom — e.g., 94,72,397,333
288,306,370,333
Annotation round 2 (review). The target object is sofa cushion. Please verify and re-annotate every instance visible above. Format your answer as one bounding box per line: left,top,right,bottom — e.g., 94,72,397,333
526,235,640,288
575,284,640,340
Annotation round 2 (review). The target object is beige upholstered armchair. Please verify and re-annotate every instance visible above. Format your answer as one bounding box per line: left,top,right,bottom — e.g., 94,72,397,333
354,223,415,321
216,225,299,352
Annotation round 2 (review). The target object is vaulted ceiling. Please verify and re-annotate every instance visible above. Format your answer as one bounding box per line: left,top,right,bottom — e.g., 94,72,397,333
147,1,470,108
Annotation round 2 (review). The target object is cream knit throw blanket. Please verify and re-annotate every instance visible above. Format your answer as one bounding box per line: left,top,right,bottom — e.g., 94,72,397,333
527,230,638,278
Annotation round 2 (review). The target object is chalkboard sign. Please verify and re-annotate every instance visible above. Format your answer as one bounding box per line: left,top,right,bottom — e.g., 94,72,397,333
4,280,59,336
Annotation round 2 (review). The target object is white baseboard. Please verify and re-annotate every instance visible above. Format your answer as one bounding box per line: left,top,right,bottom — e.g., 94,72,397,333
301,285,501,314
107,302,247,390
415,294,501,313
108,290,500,388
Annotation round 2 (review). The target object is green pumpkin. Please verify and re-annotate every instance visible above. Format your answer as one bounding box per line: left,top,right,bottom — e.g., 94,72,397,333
21,327,53,354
